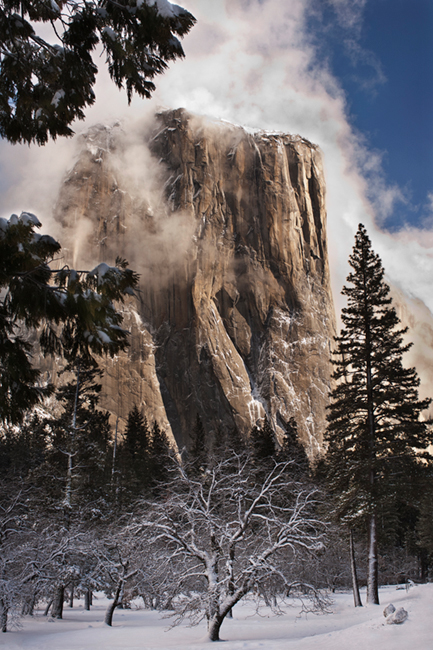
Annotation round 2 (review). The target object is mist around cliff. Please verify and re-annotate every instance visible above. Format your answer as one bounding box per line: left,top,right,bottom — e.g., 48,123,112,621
1,0,432,318
48,115,198,291
1,1,432,320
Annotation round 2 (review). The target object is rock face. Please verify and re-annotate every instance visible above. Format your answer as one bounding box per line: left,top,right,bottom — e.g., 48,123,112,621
54,109,336,457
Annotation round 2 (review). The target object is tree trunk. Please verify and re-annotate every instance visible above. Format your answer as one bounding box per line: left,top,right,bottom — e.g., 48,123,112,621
365,314,378,607
84,590,92,611
367,513,379,604
111,415,119,501
0,598,8,633
349,529,362,607
43,599,53,616
208,615,223,642
227,547,235,618
419,549,429,583
69,586,74,608
51,585,65,619
105,582,122,626
117,579,125,608
65,364,80,513
22,593,37,616
207,587,247,642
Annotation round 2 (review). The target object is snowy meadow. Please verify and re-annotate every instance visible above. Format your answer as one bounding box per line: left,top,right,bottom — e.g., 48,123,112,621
2,584,432,650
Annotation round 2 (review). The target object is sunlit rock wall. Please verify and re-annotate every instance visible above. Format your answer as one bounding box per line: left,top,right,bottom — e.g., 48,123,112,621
54,109,336,458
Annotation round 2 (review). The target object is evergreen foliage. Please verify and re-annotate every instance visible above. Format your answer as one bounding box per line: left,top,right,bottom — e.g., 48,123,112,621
277,417,309,477
40,357,113,514
212,426,225,460
0,0,196,144
249,416,275,465
212,424,246,463
0,214,60,423
0,213,139,425
148,421,173,494
124,405,149,460
188,414,207,475
226,424,247,456
0,412,47,480
118,404,151,496
324,223,432,604
417,466,433,557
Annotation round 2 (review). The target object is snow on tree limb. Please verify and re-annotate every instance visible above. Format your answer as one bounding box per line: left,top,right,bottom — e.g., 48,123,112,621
0,0,196,144
127,456,328,641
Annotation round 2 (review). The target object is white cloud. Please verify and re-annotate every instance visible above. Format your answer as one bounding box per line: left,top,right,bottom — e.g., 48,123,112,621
1,0,432,321
325,0,368,32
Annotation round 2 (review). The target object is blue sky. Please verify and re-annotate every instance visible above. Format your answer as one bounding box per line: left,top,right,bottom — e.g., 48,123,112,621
1,0,433,314
1,0,433,394
308,0,433,231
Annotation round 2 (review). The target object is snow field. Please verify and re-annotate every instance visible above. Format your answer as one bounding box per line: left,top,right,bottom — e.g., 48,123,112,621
1,584,432,650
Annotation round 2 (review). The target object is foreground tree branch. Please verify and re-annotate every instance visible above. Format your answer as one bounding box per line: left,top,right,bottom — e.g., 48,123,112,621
0,0,196,144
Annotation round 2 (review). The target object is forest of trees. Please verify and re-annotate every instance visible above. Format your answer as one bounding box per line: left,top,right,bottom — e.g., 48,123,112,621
1,208,432,640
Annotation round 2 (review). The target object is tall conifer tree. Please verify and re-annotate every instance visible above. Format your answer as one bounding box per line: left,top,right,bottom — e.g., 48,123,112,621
43,358,112,515
325,224,431,604
148,421,173,495
249,417,275,464
189,414,207,476
277,417,309,478
119,405,151,496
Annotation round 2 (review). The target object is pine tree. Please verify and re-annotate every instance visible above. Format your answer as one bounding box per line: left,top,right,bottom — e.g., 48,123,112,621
41,358,112,515
119,405,151,496
416,464,433,573
324,224,431,605
148,421,173,495
0,412,48,481
226,425,247,456
124,406,150,465
188,414,207,476
0,0,196,145
0,213,139,425
211,424,247,464
277,417,309,478
0,214,61,423
249,416,275,465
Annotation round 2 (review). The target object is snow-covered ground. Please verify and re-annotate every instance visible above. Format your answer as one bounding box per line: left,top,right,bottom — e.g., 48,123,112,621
2,584,432,650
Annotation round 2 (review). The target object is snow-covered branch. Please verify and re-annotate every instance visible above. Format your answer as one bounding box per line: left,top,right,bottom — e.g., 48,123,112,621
128,457,328,641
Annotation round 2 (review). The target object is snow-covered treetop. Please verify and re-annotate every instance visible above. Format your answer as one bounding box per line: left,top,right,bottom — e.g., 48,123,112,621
0,0,196,145
1,211,139,377
0,212,42,234
142,0,186,18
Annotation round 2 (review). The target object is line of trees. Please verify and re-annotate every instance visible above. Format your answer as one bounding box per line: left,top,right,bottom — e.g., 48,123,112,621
2,395,431,636
1,398,331,638
1,212,432,635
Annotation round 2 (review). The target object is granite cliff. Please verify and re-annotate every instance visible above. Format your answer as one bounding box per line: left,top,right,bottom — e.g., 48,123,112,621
54,109,336,457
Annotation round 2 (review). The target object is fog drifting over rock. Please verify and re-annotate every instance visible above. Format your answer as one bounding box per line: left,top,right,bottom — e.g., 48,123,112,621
1,0,432,319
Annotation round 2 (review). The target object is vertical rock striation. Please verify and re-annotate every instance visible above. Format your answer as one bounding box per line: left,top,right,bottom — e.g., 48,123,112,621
54,109,336,457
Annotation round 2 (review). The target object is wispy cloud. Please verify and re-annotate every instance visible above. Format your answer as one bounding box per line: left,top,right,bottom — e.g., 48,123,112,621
342,38,386,93
1,0,432,321
325,0,368,33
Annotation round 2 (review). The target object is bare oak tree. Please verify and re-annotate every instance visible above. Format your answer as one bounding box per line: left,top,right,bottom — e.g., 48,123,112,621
131,456,328,641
